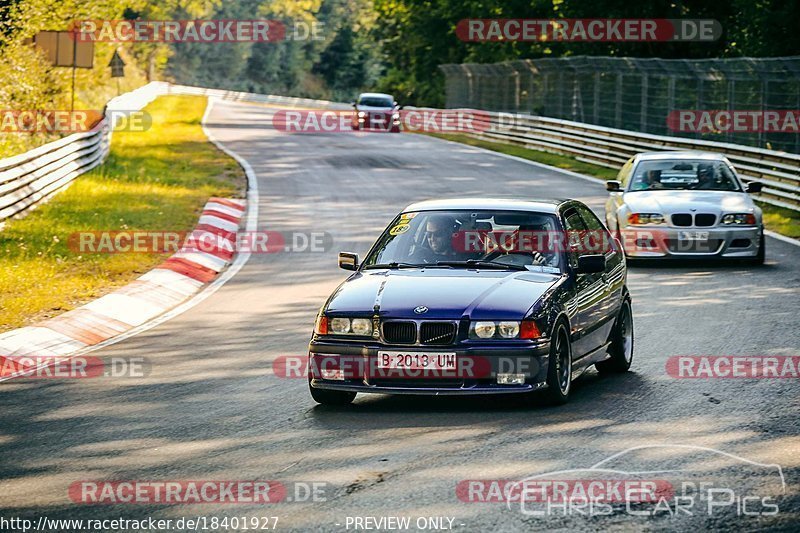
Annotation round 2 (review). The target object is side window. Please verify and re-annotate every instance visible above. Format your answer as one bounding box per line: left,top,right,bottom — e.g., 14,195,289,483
575,204,616,255
563,208,588,267
617,158,634,188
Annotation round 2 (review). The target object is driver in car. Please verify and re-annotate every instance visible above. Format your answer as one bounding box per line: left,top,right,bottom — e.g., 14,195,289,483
412,215,465,263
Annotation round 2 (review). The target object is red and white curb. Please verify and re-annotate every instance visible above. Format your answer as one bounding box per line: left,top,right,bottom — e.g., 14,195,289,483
0,196,245,378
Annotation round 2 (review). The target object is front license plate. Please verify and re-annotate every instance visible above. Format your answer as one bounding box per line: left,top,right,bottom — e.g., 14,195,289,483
377,351,456,370
678,231,709,241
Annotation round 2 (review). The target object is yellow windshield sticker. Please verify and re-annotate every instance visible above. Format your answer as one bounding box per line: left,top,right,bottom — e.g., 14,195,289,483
389,224,410,236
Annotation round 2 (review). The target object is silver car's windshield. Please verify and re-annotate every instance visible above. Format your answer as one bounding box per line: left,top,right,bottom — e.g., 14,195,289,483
362,210,564,271
630,160,741,192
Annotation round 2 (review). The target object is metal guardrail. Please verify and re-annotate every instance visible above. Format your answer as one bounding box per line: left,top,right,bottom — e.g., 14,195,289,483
167,84,352,110
442,110,800,211
0,82,170,221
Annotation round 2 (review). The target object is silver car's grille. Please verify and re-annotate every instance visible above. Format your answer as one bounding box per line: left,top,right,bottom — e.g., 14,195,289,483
695,214,717,227
671,213,717,227
667,239,723,254
672,214,692,227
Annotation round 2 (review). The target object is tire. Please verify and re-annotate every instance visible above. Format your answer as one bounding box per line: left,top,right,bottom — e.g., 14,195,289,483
596,298,634,374
309,382,356,405
746,230,765,266
543,321,573,405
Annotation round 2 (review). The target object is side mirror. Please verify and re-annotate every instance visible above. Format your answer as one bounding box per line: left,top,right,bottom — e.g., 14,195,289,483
397,104,404,110
746,181,763,193
577,254,606,274
606,180,621,192
338,252,359,271
350,101,356,107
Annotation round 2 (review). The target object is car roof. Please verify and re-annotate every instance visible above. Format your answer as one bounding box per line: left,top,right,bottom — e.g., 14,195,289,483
634,151,728,162
358,92,394,99
403,198,569,214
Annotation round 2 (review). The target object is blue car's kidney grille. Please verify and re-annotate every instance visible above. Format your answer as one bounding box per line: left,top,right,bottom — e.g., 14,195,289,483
420,322,456,345
382,321,417,344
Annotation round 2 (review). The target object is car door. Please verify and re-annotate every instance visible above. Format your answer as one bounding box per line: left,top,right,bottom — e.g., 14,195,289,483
562,207,607,360
575,203,624,347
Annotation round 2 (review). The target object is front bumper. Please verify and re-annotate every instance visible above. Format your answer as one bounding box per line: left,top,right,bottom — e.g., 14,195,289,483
621,226,761,258
308,339,551,395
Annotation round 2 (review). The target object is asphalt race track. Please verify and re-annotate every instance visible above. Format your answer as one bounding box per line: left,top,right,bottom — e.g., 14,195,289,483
1,99,798,531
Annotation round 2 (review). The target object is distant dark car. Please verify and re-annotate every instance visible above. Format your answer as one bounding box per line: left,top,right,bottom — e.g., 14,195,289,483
308,198,633,406
351,92,400,132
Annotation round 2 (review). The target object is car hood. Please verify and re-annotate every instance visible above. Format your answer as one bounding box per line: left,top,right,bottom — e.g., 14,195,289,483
622,190,754,215
325,269,563,320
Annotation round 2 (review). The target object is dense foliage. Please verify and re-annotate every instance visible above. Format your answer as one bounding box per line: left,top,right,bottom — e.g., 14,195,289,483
1,0,798,136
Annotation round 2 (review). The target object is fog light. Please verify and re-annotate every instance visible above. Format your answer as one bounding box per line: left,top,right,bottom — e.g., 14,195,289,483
321,368,344,380
497,373,525,385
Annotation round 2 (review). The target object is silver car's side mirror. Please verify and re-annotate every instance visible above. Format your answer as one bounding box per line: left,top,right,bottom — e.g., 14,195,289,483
606,180,621,192
746,181,763,193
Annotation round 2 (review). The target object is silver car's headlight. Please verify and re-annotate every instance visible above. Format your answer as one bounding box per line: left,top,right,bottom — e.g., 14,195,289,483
357,111,366,118
721,213,757,226
627,213,665,225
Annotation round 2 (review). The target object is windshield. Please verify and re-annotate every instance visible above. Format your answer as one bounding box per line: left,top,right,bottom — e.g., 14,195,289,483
362,210,564,272
629,160,741,192
358,96,394,107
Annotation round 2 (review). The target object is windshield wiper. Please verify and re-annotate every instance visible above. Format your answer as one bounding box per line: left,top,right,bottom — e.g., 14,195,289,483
435,260,527,271
363,262,427,269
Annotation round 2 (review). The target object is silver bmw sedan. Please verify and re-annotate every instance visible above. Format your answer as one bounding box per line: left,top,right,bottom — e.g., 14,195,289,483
605,151,765,264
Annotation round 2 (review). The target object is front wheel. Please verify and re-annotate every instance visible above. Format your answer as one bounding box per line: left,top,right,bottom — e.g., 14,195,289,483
746,230,765,266
543,322,573,405
596,298,634,374
309,383,356,405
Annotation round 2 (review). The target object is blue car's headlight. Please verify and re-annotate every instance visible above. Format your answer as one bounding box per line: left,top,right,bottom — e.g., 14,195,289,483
470,320,540,340
325,317,373,336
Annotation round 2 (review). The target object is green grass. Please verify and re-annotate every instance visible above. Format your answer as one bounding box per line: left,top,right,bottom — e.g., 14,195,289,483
0,95,244,332
424,132,799,239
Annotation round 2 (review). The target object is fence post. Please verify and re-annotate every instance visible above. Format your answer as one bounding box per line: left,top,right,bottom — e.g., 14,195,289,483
696,78,704,139
640,74,649,133
667,76,675,136
615,74,623,128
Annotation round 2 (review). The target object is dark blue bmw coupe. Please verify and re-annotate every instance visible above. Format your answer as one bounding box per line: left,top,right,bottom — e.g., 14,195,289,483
308,198,633,405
